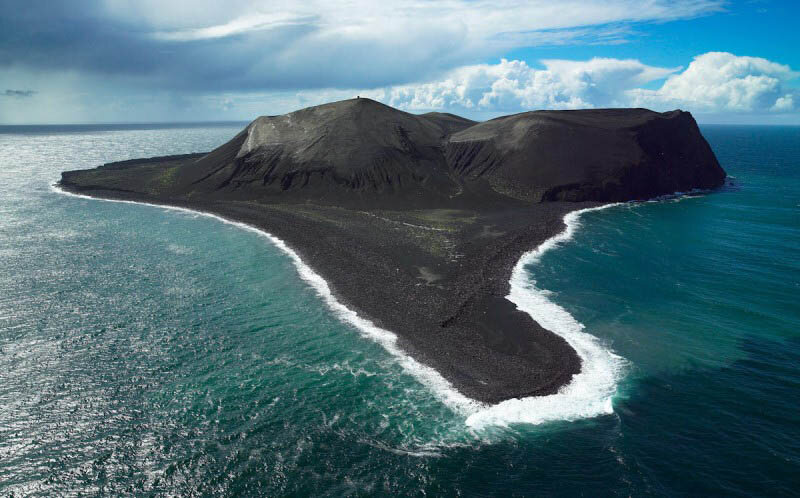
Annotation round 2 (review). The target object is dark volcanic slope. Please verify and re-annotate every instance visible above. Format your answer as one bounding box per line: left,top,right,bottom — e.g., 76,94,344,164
447,108,725,202
60,98,725,404
171,100,474,207
70,98,722,208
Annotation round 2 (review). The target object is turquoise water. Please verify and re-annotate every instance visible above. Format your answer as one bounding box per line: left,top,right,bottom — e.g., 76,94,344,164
0,124,798,495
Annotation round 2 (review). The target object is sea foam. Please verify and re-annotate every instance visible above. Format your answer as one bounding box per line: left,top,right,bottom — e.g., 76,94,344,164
464,205,626,428
53,185,625,428
51,185,482,416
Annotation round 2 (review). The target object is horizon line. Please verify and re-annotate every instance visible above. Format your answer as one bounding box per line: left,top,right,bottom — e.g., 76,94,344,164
1,118,799,128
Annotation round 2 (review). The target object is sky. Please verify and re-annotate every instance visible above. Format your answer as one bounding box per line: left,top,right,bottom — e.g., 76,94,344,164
0,0,798,124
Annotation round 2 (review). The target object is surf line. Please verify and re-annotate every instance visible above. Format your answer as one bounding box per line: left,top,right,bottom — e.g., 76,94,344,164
52,184,625,428
465,204,627,427
51,184,482,415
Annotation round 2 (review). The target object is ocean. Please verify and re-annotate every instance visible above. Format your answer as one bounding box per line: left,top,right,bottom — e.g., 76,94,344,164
0,123,797,495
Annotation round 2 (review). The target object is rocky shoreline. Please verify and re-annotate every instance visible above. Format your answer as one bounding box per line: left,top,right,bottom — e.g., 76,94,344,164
58,178,600,403
59,98,725,403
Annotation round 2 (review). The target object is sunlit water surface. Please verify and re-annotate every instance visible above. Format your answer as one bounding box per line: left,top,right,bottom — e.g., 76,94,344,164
0,124,797,495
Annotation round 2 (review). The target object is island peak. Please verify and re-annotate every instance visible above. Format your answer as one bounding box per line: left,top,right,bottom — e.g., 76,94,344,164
59,100,726,404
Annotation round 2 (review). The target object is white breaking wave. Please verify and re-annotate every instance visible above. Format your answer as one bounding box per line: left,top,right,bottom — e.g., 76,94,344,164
52,185,625,428
50,185,482,416
465,204,626,428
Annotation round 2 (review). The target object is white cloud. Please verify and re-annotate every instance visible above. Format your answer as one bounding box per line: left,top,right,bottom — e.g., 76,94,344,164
373,52,798,116
4,0,727,98
773,94,794,112
629,52,799,112
152,13,314,41
105,0,724,44
383,58,680,112
96,0,724,90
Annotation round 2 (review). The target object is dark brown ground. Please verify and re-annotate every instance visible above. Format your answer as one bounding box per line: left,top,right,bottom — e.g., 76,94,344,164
59,169,598,404
58,99,725,403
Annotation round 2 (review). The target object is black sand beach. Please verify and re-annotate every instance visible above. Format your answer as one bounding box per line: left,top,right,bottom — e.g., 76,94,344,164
59,98,725,403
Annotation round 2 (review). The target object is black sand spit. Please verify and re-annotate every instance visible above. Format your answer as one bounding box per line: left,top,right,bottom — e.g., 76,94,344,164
60,98,725,404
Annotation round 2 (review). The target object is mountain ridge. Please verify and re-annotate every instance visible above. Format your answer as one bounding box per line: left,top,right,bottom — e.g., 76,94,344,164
58,98,727,404
149,98,725,207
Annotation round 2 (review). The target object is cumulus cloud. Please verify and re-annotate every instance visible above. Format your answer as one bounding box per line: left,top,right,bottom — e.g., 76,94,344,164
1,0,724,91
628,52,798,112
2,1,796,123
380,52,798,115
384,58,680,112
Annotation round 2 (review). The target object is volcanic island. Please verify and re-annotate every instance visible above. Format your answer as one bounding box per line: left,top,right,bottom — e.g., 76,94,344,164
60,98,726,404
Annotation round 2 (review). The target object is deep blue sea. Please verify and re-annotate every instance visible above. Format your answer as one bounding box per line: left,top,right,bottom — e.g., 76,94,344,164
0,123,797,496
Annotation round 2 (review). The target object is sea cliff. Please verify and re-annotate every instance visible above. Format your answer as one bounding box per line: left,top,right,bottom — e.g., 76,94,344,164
60,98,725,403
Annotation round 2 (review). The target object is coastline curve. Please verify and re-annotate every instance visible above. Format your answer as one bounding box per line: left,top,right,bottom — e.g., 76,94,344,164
466,205,627,428
51,184,483,417
52,184,625,428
